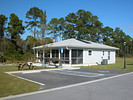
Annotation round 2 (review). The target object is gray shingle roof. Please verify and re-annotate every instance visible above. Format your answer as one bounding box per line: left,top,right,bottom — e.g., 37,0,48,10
33,38,119,50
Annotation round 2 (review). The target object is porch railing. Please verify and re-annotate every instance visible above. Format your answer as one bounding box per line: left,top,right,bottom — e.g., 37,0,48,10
28,57,70,66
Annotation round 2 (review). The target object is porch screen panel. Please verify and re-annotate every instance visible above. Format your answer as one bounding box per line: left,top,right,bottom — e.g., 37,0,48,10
72,50,77,64
72,49,83,64
45,50,50,58
52,49,59,59
78,50,83,64
60,49,69,64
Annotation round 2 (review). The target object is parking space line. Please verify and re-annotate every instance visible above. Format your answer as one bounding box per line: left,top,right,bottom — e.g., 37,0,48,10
61,70,105,75
8,73,45,86
49,70,104,77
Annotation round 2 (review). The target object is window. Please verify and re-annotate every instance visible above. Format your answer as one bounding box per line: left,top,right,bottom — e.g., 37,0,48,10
103,51,104,56
88,50,92,55
108,51,110,60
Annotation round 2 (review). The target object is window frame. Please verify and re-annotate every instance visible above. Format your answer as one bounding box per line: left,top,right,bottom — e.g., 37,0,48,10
103,51,105,56
108,51,110,60
88,50,92,56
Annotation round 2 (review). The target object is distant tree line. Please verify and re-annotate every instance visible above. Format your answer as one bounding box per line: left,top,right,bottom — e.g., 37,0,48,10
0,7,133,62
0,7,52,62
48,9,133,57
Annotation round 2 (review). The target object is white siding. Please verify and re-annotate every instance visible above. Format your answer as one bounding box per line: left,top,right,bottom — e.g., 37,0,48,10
108,50,116,64
83,49,116,65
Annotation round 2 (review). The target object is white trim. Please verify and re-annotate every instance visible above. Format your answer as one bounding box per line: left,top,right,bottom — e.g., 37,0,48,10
50,49,52,58
69,49,72,65
36,50,38,58
59,49,60,59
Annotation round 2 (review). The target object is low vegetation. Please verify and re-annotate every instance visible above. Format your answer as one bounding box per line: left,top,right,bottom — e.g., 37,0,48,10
0,65,40,97
81,57,133,71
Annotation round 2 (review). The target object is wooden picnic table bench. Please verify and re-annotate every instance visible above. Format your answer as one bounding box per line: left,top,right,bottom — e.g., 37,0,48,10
18,62,34,70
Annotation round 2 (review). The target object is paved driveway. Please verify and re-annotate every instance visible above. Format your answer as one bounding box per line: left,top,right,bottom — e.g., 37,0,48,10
12,68,128,90
3,70,133,100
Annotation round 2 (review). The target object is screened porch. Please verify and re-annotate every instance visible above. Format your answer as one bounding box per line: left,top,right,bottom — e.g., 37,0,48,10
30,48,83,66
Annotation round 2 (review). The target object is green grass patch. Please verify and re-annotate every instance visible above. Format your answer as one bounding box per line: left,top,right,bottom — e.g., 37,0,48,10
81,57,133,71
0,65,55,97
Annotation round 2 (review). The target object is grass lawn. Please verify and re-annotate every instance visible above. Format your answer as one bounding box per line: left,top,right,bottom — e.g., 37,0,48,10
0,65,55,98
0,58,132,97
81,57,133,71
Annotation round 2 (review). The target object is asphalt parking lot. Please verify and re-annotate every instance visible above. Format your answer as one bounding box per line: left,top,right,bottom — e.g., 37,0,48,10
12,68,129,90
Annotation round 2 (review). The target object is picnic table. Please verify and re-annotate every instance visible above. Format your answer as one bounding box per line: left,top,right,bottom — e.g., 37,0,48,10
18,62,34,70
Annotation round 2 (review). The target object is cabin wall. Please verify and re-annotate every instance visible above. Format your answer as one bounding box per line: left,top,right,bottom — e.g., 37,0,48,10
83,49,116,65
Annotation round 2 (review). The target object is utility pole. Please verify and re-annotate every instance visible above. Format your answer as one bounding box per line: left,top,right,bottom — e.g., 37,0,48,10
124,42,126,69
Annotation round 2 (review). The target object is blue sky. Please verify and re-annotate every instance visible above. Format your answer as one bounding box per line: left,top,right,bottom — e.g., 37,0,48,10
0,0,133,39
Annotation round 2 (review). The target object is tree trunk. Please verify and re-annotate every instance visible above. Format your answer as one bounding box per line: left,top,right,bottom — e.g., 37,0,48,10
33,26,36,47
3,37,6,51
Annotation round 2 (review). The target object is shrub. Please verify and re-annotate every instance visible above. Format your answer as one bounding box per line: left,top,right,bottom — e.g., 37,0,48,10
0,55,6,62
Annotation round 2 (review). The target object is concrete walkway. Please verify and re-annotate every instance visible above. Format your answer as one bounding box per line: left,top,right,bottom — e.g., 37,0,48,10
2,71,133,100
6,67,80,74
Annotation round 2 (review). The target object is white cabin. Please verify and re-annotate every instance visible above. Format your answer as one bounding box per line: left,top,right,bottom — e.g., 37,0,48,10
31,38,119,67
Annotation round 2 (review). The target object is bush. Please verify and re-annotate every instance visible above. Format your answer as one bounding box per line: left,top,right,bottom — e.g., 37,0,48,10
0,55,6,62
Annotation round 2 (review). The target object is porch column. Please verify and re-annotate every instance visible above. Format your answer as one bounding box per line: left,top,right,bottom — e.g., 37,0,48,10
43,49,45,63
59,49,60,59
69,49,72,65
36,49,39,58
50,49,52,58
35,50,39,63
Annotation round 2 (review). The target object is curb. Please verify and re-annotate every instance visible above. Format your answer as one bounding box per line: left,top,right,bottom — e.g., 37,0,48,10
5,67,80,74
